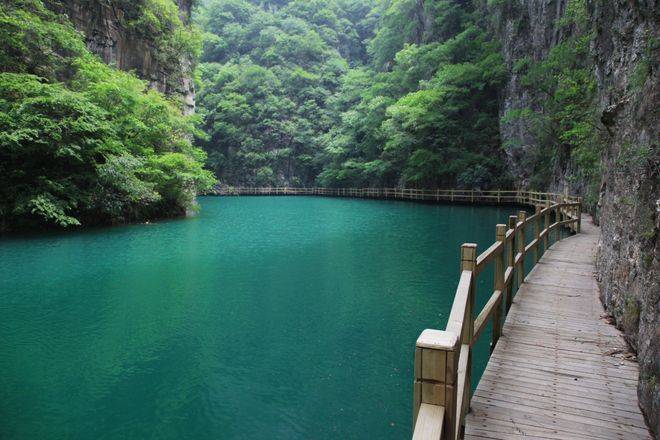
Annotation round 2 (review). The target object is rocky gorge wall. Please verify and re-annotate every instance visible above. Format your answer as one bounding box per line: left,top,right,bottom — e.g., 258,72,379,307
56,0,196,114
495,0,659,434
491,0,572,188
589,0,658,434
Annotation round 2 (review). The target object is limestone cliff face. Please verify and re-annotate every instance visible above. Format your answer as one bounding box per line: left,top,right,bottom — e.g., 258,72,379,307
59,0,196,114
491,0,571,188
496,0,659,433
589,0,659,434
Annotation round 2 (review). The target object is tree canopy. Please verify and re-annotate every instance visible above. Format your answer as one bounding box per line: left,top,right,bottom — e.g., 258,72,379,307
196,0,377,186
196,0,510,188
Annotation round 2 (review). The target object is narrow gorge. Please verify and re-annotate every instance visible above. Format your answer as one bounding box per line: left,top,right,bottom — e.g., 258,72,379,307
0,0,657,437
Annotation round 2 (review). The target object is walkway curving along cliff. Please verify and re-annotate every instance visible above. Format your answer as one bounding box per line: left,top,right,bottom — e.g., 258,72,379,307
462,216,650,440
215,187,578,207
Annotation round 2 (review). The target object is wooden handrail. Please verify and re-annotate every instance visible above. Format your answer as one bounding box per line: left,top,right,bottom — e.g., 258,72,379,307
474,241,503,276
413,404,445,440
471,289,502,346
410,190,581,439
215,187,582,205
454,343,470,439
445,270,474,337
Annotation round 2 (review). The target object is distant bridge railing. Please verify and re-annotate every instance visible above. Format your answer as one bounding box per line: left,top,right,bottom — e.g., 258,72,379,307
216,186,582,439
215,187,580,207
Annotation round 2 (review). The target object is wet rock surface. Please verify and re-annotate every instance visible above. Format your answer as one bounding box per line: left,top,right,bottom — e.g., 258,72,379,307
492,0,572,187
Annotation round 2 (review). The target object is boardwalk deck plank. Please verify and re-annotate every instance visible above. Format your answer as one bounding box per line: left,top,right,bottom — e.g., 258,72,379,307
476,378,648,419
464,217,651,439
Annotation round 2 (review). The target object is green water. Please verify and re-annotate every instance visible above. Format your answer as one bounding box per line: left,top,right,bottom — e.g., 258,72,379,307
0,196,521,439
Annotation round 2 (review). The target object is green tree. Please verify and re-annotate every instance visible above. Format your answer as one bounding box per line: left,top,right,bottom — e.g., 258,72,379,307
196,0,375,186
318,2,509,189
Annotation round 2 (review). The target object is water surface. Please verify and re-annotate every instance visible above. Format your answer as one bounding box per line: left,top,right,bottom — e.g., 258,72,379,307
0,196,518,439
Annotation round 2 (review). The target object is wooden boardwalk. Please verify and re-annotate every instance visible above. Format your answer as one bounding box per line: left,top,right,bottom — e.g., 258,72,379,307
464,217,651,439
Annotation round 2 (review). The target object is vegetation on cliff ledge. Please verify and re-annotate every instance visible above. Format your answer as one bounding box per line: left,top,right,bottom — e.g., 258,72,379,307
0,0,214,231
502,0,602,210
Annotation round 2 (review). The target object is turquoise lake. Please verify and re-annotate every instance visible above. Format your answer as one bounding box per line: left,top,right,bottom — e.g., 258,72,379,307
0,196,525,439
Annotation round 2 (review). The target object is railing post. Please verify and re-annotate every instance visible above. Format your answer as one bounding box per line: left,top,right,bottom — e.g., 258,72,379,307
563,187,570,233
534,205,541,263
507,215,517,312
555,203,561,242
413,329,459,439
493,225,506,352
544,200,550,251
569,202,575,233
577,198,582,233
460,243,477,330
517,211,526,288
460,243,476,430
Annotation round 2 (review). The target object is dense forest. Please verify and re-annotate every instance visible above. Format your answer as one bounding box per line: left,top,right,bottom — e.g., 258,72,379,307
196,0,511,189
0,0,603,230
195,0,602,196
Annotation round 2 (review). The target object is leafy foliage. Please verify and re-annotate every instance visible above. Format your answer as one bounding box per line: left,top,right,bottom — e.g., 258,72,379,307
198,0,509,189
317,1,509,188
3,0,606,231
196,0,377,185
0,0,214,231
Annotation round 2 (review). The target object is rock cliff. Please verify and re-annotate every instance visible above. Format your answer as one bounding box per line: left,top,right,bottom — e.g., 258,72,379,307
56,0,196,114
589,0,659,434
492,0,577,189
496,0,658,433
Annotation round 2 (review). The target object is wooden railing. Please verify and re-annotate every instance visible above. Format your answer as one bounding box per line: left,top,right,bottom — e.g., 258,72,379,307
216,187,579,207
218,187,582,438
411,193,581,440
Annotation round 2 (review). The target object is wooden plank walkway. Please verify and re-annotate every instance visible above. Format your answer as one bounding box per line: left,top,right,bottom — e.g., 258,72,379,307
464,216,651,440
